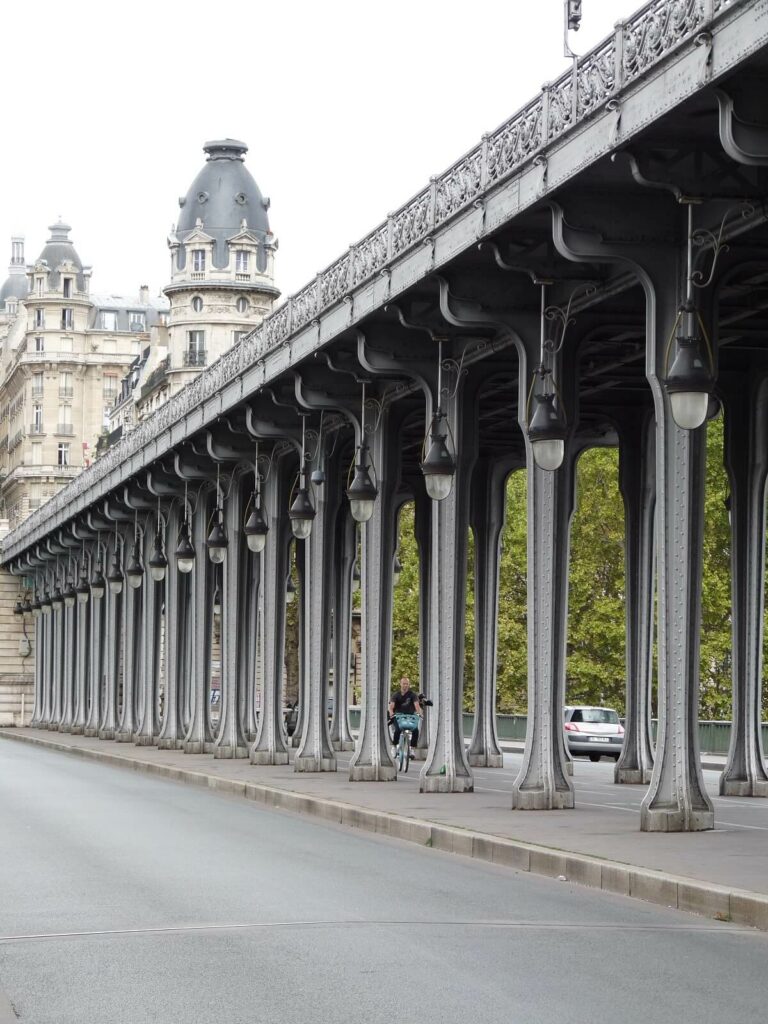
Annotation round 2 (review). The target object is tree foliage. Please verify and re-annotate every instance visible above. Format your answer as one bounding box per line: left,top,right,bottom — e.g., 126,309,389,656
389,414,768,722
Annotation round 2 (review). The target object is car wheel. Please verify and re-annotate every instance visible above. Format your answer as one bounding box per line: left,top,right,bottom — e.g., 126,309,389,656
588,753,601,763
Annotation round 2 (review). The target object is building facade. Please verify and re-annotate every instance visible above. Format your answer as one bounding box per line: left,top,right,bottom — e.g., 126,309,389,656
108,139,279,434
0,224,168,529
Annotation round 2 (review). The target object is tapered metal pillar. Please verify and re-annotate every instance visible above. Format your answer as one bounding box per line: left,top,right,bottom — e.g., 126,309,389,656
214,482,249,758
412,488,431,760
135,526,161,747
84,586,104,737
350,409,398,782
29,603,43,728
40,600,54,728
158,507,184,750
720,374,768,797
116,539,140,742
330,509,355,751
420,375,475,795
71,579,89,735
100,572,120,740
50,601,64,729
468,457,508,768
640,294,713,831
615,412,656,785
294,444,337,773
251,459,291,765
60,602,75,733
511,449,575,810
184,499,213,754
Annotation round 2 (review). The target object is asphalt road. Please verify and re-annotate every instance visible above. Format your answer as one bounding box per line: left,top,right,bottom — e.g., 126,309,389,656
1,742,767,1024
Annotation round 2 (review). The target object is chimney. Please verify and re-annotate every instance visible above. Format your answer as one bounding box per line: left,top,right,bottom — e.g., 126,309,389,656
139,285,149,305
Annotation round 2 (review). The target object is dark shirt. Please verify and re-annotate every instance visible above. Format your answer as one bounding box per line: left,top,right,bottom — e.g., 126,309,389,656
391,689,418,715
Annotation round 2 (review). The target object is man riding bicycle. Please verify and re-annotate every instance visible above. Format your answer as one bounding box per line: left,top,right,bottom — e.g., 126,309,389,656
389,675,422,750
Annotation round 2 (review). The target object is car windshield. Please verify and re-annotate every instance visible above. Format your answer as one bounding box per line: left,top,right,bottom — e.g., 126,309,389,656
570,708,619,724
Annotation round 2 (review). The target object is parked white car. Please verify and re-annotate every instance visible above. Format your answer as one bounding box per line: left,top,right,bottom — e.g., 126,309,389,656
564,705,624,762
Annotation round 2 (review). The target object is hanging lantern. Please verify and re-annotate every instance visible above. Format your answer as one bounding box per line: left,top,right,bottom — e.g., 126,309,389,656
126,543,144,589
175,519,196,574
244,502,268,554
149,529,168,582
289,484,315,540
206,509,228,564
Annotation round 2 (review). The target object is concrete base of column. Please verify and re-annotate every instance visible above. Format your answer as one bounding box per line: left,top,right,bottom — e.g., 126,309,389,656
468,752,504,768
83,727,99,738
615,767,652,785
250,750,289,766
640,807,714,831
98,729,116,741
294,755,336,772
213,744,249,759
70,726,84,735
719,777,768,798
183,740,206,754
58,725,72,734
134,735,155,747
114,731,133,743
331,739,355,752
349,764,396,782
420,774,474,794
157,737,180,750
511,789,574,810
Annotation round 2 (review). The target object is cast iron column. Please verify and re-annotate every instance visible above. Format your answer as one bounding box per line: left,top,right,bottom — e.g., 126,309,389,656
720,373,768,796
184,498,213,754
349,407,399,782
615,411,656,784
468,457,509,768
330,509,355,751
251,458,291,765
214,481,249,758
158,506,183,750
511,446,575,810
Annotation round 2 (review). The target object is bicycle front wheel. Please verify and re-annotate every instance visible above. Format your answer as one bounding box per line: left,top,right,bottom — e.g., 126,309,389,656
402,731,411,773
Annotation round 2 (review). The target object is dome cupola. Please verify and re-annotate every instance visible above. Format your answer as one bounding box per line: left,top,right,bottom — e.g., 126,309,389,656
175,139,272,271
35,221,86,292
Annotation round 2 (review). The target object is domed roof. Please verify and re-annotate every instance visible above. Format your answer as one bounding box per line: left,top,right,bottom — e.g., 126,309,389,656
36,221,86,291
0,271,28,307
176,140,270,269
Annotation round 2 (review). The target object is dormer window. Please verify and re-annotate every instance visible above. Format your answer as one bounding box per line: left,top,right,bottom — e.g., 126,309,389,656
36,277,44,296
7,299,17,315
235,251,249,273
192,250,206,273
63,277,72,298
100,311,117,331
129,312,146,331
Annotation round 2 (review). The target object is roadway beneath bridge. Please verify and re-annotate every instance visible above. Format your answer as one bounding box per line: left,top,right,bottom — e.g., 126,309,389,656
0,739,767,1024
2,729,768,906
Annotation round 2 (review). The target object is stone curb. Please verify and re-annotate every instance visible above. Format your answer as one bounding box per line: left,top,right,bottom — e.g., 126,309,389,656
3,730,766,933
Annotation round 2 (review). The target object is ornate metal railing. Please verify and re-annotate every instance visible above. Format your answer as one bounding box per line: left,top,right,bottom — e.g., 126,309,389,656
2,0,739,554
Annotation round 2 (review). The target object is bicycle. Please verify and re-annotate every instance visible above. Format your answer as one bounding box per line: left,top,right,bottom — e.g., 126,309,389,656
390,712,420,773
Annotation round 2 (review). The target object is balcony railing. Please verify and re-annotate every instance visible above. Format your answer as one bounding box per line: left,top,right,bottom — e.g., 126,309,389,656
29,424,44,435
59,387,74,399
235,273,251,282
190,272,205,281
182,350,207,367
31,387,44,399
56,424,75,435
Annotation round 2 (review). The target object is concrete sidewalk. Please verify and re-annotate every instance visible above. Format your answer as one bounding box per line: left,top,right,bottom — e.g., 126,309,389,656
2,728,766,932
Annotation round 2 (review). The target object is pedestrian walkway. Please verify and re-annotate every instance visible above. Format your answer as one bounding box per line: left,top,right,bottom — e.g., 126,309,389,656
2,728,766,932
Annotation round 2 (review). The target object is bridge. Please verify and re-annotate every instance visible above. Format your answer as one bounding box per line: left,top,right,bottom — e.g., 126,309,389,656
4,0,768,832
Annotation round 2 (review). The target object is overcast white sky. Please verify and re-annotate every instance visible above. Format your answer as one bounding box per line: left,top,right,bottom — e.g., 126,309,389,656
1,0,625,302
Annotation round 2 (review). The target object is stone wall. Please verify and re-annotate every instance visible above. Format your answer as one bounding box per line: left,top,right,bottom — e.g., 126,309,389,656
0,564,34,725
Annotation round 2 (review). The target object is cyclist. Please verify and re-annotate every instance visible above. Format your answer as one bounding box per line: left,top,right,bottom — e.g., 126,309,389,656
389,675,422,752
